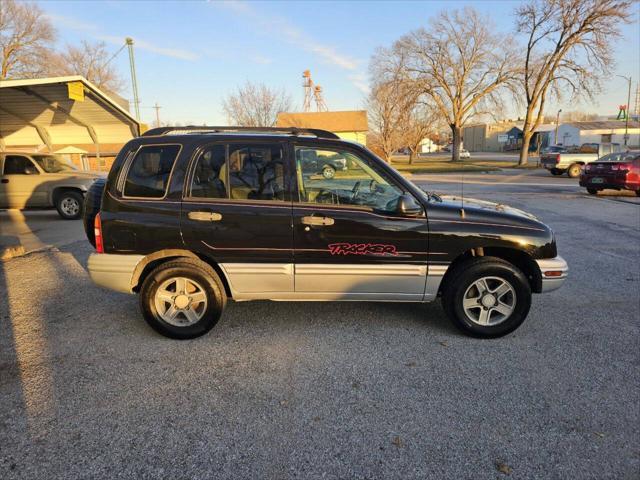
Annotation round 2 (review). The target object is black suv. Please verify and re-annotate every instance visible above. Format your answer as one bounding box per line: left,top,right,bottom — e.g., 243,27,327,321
87,126,567,339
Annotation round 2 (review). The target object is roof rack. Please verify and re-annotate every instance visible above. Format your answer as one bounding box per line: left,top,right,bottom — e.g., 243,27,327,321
141,126,340,140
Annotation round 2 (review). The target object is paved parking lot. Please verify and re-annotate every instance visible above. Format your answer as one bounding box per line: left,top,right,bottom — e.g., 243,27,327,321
1,170,638,479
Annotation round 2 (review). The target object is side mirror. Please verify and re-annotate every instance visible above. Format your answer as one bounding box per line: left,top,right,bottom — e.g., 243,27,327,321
24,166,38,175
397,194,423,217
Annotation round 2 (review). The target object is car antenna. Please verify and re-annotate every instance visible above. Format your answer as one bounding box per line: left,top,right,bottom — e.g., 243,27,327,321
460,161,465,219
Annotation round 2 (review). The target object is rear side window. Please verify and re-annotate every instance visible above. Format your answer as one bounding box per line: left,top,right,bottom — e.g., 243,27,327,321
123,145,180,198
228,144,285,201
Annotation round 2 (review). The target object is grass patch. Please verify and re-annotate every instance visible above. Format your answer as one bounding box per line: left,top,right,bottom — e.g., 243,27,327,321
390,161,501,174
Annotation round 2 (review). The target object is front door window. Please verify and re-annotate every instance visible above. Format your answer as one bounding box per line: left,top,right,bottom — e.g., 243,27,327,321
295,146,403,212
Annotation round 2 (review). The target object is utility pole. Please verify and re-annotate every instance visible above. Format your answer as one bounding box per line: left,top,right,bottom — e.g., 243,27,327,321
616,75,631,146
126,38,140,120
153,102,161,127
555,109,562,145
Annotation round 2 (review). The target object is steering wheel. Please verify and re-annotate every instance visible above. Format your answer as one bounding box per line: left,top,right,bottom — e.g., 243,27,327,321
351,181,361,201
315,189,334,204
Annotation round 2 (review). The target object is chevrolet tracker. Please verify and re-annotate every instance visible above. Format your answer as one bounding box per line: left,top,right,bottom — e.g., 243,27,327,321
86,127,568,339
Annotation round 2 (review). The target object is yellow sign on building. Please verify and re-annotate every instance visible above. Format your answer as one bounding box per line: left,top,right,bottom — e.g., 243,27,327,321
67,81,84,101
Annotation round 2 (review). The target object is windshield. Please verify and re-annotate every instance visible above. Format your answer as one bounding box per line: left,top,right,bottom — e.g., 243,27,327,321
33,155,77,173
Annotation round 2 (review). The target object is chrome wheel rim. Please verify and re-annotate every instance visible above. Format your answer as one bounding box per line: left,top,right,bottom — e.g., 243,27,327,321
322,167,334,179
462,276,516,326
154,277,208,327
61,197,80,216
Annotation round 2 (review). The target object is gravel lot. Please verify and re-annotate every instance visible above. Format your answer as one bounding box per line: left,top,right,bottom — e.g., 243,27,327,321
1,170,638,479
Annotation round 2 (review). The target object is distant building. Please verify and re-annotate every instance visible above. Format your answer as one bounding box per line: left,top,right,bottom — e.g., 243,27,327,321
0,75,144,171
463,121,555,152
556,121,640,148
276,110,368,145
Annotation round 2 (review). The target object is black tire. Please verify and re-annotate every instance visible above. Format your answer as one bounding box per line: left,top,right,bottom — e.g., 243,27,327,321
441,257,532,338
322,165,336,179
550,168,564,176
139,258,226,339
567,163,582,178
586,188,599,195
55,190,84,220
635,190,640,197
83,178,106,247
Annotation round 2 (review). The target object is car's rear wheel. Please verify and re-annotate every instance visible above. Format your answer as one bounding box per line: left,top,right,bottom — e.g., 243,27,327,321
550,168,564,176
322,165,336,179
636,189,640,197
55,190,83,220
586,188,599,195
441,257,532,338
567,163,582,178
140,258,226,339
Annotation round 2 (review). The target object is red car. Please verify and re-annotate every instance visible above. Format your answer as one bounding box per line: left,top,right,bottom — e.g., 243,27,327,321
579,151,640,196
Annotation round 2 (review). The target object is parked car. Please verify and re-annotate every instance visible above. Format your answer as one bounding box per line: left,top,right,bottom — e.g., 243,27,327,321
87,126,567,340
459,148,471,159
298,148,347,179
0,152,105,219
579,151,640,196
540,143,622,178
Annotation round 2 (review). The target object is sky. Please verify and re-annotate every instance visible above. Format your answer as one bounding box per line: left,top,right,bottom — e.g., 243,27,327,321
38,0,640,126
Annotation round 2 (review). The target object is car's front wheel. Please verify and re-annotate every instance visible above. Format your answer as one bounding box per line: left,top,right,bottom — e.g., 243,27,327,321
55,190,83,220
140,258,226,339
441,257,532,338
322,165,336,179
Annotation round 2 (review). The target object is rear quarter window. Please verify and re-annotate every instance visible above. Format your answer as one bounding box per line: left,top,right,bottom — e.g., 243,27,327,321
123,145,181,198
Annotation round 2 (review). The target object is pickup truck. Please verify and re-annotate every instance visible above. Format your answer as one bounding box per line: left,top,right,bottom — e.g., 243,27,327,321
541,143,622,178
0,151,105,219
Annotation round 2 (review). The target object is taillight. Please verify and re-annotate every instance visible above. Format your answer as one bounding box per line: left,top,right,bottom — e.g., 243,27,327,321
585,164,592,172
94,213,104,253
555,154,561,163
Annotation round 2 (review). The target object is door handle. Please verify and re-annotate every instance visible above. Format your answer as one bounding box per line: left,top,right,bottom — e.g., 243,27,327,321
301,215,334,226
188,211,222,222
1,179,8,184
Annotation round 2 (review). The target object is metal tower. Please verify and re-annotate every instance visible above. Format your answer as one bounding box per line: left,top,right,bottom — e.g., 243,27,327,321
126,37,140,120
302,70,328,112
313,85,328,112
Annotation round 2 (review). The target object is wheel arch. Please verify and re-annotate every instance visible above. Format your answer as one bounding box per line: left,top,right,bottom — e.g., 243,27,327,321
439,246,542,295
131,249,233,298
51,186,85,205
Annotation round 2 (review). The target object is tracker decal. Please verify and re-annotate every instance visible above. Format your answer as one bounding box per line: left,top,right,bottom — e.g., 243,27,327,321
328,243,398,256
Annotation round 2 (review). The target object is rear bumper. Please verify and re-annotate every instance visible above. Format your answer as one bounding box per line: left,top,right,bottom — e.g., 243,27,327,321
88,253,144,294
535,256,568,293
579,177,637,190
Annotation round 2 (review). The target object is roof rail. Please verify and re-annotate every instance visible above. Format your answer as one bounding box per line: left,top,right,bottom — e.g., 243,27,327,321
141,126,340,140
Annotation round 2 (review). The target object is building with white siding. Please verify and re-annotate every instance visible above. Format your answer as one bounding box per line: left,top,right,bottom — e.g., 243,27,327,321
556,121,640,148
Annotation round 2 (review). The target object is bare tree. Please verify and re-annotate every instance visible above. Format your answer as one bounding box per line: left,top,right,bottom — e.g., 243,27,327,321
403,106,440,163
367,47,418,161
561,110,599,122
222,82,292,127
515,0,633,165
47,41,124,93
0,0,55,79
392,7,518,161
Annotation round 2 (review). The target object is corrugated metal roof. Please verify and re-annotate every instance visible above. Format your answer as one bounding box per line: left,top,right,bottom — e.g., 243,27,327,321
0,75,139,125
277,110,368,132
567,120,640,130
0,75,142,149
